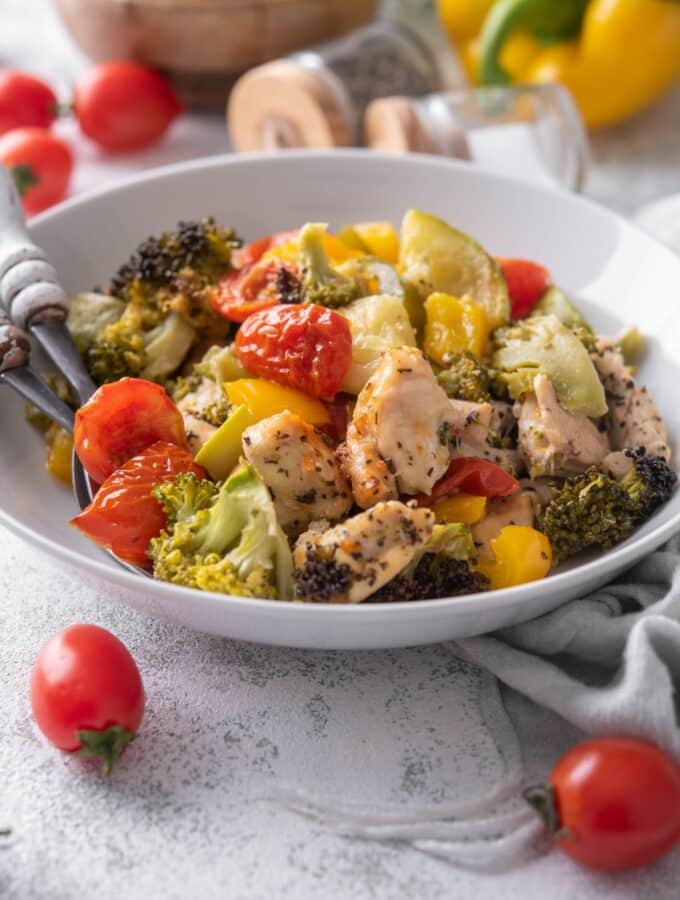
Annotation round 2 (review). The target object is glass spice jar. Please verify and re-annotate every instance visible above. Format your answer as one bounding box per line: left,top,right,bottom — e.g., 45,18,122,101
228,13,464,152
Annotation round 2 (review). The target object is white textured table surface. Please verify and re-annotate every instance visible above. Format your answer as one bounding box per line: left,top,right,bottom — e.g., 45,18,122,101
2,3,680,898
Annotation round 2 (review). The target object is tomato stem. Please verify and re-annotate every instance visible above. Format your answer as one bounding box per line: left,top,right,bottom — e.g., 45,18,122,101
76,725,136,775
523,783,561,833
10,163,39,197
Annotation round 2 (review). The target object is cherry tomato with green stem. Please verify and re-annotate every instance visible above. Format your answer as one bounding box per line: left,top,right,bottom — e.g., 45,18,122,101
525,737,680,871
0,127,73,215
74,61,181,152
31,624,145,774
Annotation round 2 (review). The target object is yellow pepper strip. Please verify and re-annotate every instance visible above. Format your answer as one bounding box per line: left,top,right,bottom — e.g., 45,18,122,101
350,222,400,265
525,0,680,129
195,405,251,481
45,424,73,486
225,379,331,426
433,493,487,525
423,292,491,365
264,232,363,267
438,0,497,43
476,0,680,129
477,525,552,589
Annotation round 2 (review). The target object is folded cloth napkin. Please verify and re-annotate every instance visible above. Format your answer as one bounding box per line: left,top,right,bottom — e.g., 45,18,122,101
279,534,680,869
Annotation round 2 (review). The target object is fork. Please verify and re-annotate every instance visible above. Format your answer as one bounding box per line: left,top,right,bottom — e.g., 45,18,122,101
0,165,148,578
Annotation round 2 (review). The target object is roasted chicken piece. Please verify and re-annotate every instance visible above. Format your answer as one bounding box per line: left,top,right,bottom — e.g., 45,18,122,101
338,347,457,505
176,378,220,453
293,502,435,603
516,373,609,478
450,397,523,476
592,338,670,463
242,411,353,536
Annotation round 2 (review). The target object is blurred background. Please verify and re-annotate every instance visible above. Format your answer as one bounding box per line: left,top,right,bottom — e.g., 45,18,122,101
2,0,680,235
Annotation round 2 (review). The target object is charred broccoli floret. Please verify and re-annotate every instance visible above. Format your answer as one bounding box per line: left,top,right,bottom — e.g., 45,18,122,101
149,465,293,599
369,523,488,602
437,351,491,403
542,467,636,562
294,547,353,603
620,447,677,520
299,223,360,309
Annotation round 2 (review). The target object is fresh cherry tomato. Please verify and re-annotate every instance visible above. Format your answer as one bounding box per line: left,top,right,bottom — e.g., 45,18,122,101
0,71,58,135
417,457,519,505
74,61,181,152
321,393,354,441
211,258,299,323
235,303,352,399
233,230,299,268
497,258,550,319
71,442,205,567
0,128,73,215
525,738,680,871
74,378,187,484
30,624,144,773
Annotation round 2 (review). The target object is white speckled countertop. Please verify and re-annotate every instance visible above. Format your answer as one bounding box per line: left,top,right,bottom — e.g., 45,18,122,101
2,3,680,898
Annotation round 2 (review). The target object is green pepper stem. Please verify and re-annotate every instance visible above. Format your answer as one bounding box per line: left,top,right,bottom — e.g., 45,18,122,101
479,0,589,85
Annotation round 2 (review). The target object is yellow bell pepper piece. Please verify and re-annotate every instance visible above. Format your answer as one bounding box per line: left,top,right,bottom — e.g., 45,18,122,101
438,0,496,43
225,379,331,426
195,404,251,481
263,232,363,266
45,425,73,486
350,222,400,265
433,493,487,525
423,292,491,365
477,525,552,590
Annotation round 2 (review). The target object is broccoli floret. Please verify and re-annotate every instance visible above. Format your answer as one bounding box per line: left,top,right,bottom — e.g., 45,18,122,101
25,373,76,432
149,465,293,600
542,468,636,563
437,351,491,403
369,523,488,602
110,218,240,299
294,547,353,603
299,223,361,309
619,447,677,521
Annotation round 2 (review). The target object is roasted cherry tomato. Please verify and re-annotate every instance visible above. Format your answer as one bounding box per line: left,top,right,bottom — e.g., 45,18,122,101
321,393,355,442
233,230,299,268
31,624,144,774
74,378,187,484
525,738,680,871
74,61,181,152
71,441,204,567
0,128,73,215
497,258,551,319
235,303,352,399
0,71,58,135
211,258,299,323
417,457,519,505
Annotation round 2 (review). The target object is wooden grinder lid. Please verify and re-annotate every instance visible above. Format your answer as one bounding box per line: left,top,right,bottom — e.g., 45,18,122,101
228,61,354,151
364,96,471,160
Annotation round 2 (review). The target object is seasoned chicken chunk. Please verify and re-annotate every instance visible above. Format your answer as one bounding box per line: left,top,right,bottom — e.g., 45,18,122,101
516,373,609,478
471,491,538,561
294,502,435,603
450,397,523,476
242,411,353,536
177,377,221,453
592,338,670,462
339,347,456,505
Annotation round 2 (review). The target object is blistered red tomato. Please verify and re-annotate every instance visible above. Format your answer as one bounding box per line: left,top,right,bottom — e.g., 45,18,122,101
498,258,551,319
0,71,58,135
74,378,187,484
417,457,519,505
31,624,144,773
0,128,73,215
211,258,299,323
525,738,680,871
233,230,299,268
71,442,204,567
235,303,352,399
74,61,181,152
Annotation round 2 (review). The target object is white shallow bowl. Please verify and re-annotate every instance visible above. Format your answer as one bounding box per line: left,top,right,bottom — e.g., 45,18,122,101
2,151,679,649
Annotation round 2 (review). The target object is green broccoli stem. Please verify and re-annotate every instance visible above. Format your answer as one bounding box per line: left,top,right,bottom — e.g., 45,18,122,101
76,725,137,775
479,0,589,85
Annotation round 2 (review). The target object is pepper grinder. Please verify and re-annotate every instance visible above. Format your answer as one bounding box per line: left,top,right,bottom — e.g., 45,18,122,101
228,12,465,152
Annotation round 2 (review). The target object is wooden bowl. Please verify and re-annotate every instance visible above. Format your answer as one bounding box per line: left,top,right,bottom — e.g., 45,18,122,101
53,0,380,108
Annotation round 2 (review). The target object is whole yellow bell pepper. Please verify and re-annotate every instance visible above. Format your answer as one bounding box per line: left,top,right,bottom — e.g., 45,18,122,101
438,0,680,129
477,525,553,589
